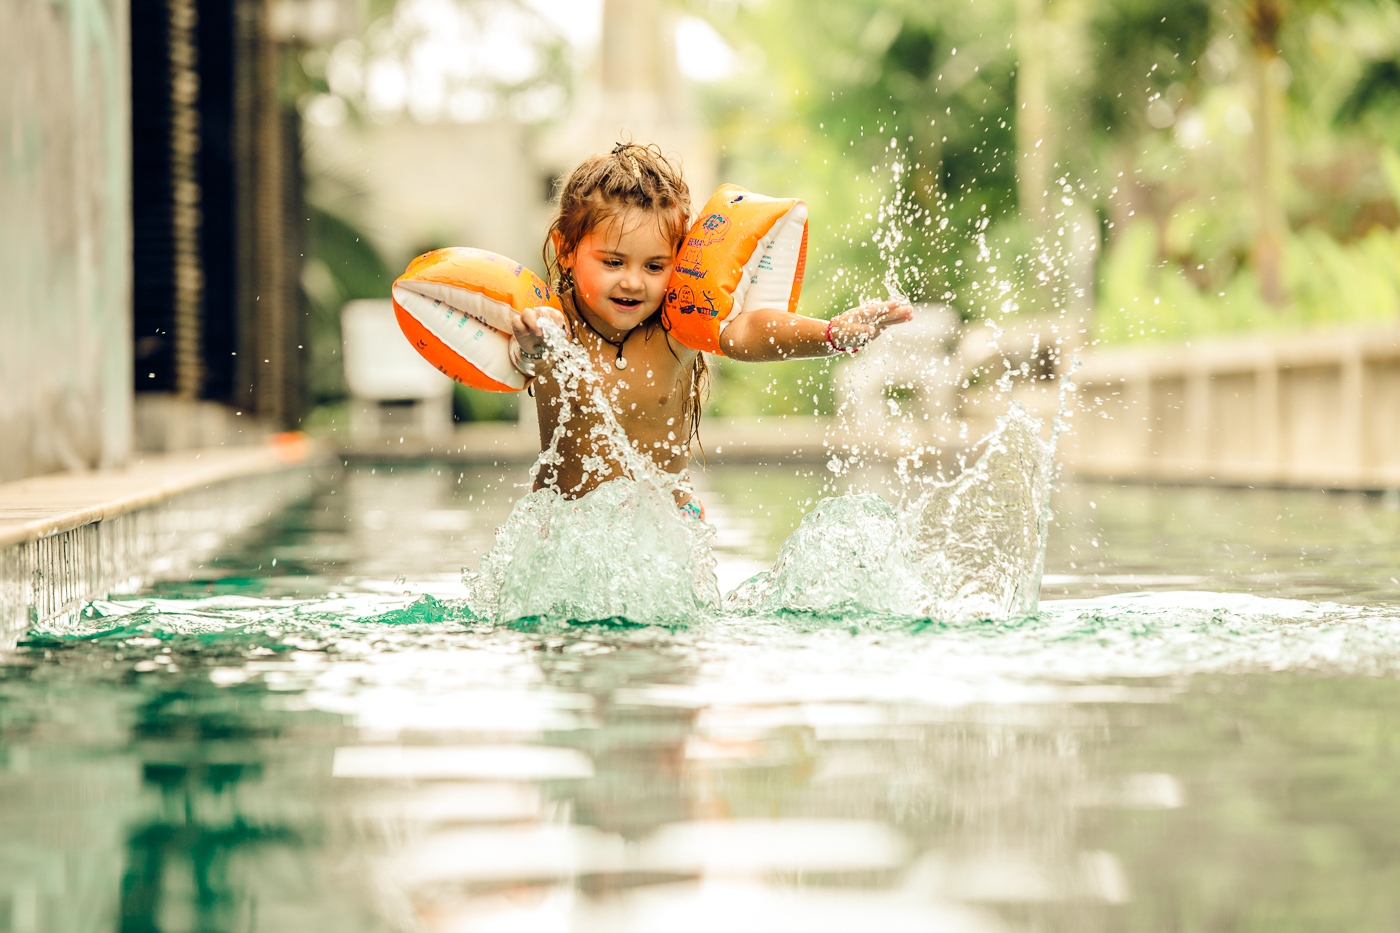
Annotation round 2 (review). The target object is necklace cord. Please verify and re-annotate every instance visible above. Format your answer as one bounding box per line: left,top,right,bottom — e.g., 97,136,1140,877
571,289,632,363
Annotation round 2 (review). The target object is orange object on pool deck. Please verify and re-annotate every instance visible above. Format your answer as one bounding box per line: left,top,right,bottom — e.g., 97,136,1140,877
391,248,560,393
663,184,809,356
269,431,311,464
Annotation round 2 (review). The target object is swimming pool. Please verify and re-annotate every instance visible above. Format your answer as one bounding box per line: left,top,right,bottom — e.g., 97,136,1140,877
5,459,1400,932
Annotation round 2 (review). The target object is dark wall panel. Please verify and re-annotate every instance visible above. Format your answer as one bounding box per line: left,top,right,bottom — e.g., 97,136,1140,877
131,0,175,392
197,0,238,401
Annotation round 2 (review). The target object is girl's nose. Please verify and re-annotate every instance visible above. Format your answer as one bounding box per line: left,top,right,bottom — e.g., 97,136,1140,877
619,265,643,290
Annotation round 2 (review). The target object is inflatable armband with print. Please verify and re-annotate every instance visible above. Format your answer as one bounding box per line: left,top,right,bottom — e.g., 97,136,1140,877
391,248,560,392
663,184,809,355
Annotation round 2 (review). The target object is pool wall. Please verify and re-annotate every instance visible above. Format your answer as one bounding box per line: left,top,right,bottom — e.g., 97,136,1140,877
0,445,320,645
1,0,133,483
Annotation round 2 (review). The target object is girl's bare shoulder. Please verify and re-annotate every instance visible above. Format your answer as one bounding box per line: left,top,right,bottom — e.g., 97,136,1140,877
659,322,702,363
634,319,700,369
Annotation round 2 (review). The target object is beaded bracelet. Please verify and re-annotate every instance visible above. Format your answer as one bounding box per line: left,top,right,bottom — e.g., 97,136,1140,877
825,318,858,355
508,338,538,377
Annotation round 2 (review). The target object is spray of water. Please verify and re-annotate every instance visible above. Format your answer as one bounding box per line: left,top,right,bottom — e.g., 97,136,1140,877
458,129,1102,628
723,131,1095,623
458,310,1067,627
463,321,719,627
728,400,1058,622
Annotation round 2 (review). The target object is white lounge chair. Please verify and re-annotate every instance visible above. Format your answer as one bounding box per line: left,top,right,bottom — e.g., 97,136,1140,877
341,299,453,440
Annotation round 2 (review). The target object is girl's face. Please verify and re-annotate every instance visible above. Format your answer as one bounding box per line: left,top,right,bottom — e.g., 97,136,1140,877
564,208,675,338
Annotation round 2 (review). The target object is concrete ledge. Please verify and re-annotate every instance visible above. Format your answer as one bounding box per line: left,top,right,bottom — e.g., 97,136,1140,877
0,436,322,642
0,434,317,549
336,422,538,463
1063,326,1400,491
336,417,846,466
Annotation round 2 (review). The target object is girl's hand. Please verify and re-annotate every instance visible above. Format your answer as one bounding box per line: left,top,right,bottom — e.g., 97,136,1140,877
828,298,914,353
513,306,569,359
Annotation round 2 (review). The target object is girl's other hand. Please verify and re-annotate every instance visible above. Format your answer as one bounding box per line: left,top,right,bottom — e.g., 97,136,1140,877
513,306,569,358
828,298,914,352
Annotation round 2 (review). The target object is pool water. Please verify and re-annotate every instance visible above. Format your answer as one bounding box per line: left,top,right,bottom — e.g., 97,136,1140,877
5,461,1400,932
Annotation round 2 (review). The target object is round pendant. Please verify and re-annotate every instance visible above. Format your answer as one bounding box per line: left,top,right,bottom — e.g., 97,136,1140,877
615,357,628,370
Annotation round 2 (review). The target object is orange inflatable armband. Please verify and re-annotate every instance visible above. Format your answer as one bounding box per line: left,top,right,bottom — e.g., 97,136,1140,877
664,184,809,355
391,248,559,392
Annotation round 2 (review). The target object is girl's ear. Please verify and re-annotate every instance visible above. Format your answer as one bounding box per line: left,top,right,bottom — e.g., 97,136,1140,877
551,230,566,266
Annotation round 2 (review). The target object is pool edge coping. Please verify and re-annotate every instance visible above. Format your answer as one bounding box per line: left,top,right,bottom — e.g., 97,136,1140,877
0,436,323,550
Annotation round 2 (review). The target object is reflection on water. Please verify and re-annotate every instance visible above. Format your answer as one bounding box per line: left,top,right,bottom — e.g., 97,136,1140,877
1043,479,1400,603
3,462,1400,931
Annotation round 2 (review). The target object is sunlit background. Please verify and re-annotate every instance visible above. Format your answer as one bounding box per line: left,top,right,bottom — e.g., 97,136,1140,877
8,2,1400,931
294,0,1400,426
6,0,1400,473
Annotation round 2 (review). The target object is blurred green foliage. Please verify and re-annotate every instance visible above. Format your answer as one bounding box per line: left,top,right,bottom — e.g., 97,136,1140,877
693,0,1023,314
301,206,393,406
692,0,1027,415
299,0,1400,422
690,0,1400,362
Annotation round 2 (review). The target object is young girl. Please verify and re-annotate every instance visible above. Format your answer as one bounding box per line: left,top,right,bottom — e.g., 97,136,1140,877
508,142,912,515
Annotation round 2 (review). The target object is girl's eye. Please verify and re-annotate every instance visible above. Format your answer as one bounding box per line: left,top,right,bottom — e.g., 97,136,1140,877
603,259,622,268
646,264,665,273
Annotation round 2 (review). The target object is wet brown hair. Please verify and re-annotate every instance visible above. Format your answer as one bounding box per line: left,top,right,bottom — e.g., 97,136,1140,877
543,141,710,448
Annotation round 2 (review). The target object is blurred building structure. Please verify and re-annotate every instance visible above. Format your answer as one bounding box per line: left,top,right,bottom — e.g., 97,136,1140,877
132,0,359,450
1,0,133,482
304,0,716,280
1,0,357,482
540,0,716,206
305,118,550,274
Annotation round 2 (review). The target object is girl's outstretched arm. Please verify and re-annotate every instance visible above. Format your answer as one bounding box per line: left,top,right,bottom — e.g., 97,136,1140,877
718,299,913,362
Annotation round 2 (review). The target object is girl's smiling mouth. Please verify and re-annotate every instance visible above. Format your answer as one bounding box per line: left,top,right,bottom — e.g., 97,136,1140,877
611,297,642,309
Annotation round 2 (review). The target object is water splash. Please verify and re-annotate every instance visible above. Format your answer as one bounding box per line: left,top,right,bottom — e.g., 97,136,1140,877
37,587,1400,686
728,403,1053,622
460,302,1066,627
529,320,672,497
465,481,719,627
463,320,719,626
23,448,1400,684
